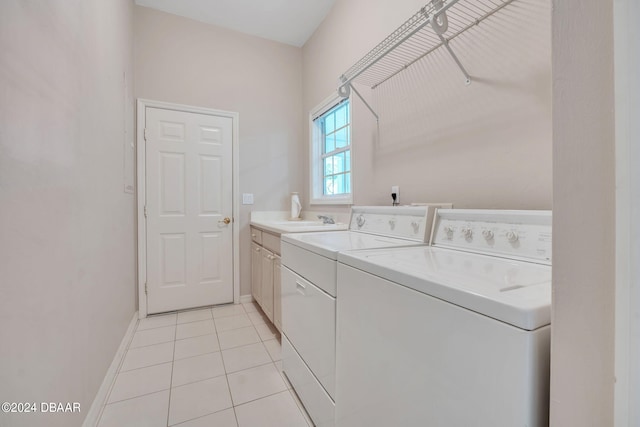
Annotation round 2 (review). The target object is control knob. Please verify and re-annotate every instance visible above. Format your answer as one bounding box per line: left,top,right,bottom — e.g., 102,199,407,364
356,214,366,227
443,226,454,239
482,229,494,241
506,230,519,243
460,226,472,239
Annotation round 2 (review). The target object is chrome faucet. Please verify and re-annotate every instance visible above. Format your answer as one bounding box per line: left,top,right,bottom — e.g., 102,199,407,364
317,215,335,224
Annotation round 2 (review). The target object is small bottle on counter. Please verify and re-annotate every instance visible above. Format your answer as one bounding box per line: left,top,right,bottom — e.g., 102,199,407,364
290,192,301,220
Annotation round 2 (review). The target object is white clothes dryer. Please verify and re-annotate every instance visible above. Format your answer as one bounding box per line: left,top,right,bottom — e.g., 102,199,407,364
335,209,552,427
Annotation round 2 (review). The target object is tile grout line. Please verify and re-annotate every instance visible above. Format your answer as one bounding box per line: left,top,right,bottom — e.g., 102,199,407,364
169,370,227,390
235,303,307,424
98,315,174,426
128,327,176,350
167,308,233,420
117,338,175,372
173,341,218,361
136,323,175,332
95,317,141,427
175,318,216,341
224,358,290,408
165,313,179,427
99,306,258,427
248,307,310,425
103,387,171,407
174,331,216,343
212,305,241,427
234,389,288,408
220,339,269,355
288,388,314,427
217,325,263,351
232,388,299,412
102,305,298,426
225,359,274,376
136,312,178,331
169,407,235,427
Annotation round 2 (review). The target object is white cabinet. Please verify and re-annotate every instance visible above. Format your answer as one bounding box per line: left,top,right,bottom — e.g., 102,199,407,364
250,226,282,331
251,242,262,306
261,248,275,322
273,255,282,331
281,266,336,399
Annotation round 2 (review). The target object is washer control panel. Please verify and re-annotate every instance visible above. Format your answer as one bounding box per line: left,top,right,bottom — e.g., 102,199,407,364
349,205,450,242
431,209,552,264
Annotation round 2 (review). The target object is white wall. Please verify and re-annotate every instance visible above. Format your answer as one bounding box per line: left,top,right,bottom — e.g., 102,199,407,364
303,0,616,425
134,6,304,297
614,0,640,424
0,1,136,426
550,0,616,425
302,0,551,210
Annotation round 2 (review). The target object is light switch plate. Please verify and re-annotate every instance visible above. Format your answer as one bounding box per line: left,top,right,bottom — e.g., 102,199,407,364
242,193,254,205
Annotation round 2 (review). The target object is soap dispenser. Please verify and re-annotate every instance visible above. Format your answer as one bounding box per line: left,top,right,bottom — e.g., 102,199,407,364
290,192,301,220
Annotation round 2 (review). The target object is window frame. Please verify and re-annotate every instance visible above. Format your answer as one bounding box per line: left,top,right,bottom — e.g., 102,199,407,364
309,93,353,205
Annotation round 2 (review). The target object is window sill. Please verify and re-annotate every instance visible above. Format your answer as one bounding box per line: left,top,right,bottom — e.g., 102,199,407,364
310,196,353,206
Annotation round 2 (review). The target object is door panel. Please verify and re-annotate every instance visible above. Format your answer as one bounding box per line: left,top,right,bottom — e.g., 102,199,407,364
159,153,185,215
146,107,233,313
261,248,274,322
200,232,221,283
200,156,221,214
161,233,186,286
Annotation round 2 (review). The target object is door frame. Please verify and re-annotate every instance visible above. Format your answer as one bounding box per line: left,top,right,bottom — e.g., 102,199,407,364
136,99,240,318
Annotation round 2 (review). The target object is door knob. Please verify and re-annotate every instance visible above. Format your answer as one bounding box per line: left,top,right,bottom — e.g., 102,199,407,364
219,217,231,225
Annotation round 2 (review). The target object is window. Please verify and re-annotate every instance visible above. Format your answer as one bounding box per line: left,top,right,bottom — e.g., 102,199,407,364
310,96,352,204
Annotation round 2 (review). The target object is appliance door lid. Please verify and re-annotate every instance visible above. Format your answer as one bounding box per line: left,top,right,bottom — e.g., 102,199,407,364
282,231,425,260
338,246,551,331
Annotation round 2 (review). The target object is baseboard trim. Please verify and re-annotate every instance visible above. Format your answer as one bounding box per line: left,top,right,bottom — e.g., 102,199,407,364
82,311,138,427
240,294,254,304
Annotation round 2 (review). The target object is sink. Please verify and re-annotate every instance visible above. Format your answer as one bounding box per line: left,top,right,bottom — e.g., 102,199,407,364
251,219,349,234
272,220,328,226
272,221,347,228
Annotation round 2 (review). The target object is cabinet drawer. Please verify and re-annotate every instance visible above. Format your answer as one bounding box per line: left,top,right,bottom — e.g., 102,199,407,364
281,266,335,399
250,227,262,244
262,231,281,255
282,241,337,297
283,335,335,427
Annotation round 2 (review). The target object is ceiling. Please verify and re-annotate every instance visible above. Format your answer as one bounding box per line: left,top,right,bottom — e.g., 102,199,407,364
134,0,337,47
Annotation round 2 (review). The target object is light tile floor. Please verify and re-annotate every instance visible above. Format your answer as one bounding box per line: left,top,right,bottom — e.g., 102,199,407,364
97,302,313,427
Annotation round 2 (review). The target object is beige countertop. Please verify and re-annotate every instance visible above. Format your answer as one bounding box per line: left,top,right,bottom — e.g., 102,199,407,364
250,211,349,235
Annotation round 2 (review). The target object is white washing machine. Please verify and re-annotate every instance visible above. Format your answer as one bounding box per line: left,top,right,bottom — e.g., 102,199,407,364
280,205,449,427
335,209,552,427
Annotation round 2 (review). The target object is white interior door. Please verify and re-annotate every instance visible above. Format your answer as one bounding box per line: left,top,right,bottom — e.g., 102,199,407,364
145,106,233,314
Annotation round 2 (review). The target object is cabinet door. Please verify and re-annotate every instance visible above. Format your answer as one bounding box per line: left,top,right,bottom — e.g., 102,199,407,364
251,242,262,305
261,248,275,321
273,255,282,332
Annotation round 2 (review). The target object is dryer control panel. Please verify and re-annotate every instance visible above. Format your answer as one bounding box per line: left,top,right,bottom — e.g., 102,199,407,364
349,205,451,243
431,209,552,265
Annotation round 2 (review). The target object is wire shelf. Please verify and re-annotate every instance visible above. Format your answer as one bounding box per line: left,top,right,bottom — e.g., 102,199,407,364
339,0,516,92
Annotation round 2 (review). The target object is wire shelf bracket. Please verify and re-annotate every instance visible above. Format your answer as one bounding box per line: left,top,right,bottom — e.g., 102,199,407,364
339,80,380,122
337,0,517,111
